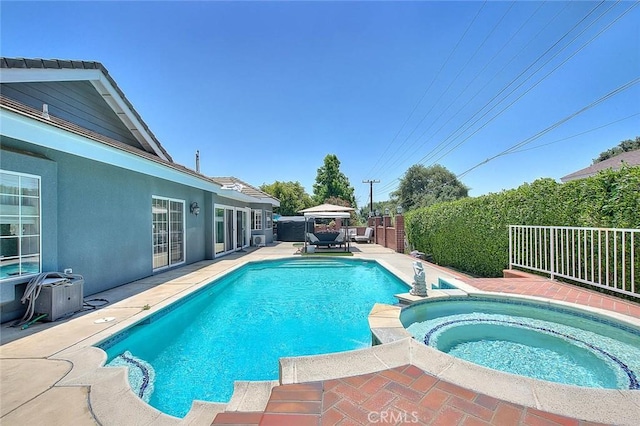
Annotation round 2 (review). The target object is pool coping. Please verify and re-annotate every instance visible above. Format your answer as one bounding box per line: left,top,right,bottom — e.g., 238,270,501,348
2,244,640,425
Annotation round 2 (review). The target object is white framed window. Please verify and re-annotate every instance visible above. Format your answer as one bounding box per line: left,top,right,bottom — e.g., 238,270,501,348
265,211,273,229
251,209,262,230
1,170,41,280
152,196,185,270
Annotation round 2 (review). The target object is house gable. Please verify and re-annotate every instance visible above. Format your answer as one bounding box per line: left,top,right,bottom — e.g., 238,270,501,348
0,57,171,161
1,81,147,151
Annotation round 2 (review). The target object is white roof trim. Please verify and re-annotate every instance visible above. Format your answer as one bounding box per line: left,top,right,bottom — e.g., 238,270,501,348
91,76,169,161
0,67,170,161
0,68,103,83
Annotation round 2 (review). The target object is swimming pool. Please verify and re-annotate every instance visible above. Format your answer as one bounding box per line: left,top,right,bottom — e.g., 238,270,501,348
97,258,409,417
402,297,640,390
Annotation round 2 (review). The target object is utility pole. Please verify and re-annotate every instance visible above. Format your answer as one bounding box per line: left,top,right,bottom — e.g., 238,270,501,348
362,180,380,216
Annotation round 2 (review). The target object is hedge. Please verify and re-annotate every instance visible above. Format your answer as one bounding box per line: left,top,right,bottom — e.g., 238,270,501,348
405,166,640,278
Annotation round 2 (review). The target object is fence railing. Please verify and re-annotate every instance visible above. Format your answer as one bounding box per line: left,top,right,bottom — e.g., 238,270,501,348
509,225,639,298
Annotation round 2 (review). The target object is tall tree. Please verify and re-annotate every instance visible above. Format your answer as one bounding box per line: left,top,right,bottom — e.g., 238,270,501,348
260,181,313,216
392,164,468,211
312,154,356,207
593,136,640,164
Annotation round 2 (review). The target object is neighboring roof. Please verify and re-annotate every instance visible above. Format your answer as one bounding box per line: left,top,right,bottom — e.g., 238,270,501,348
560,150,640,182
299,203,355,213
211,176,280,207
0,57,172,161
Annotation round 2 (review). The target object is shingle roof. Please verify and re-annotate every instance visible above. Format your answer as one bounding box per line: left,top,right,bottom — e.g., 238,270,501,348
560,150,640,182
0,57,173,161
211,176,279,203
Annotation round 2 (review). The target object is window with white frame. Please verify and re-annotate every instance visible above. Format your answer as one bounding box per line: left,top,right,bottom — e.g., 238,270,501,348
152,196,184,270
1,171,41,280
265,211,273,229
251,209,262,230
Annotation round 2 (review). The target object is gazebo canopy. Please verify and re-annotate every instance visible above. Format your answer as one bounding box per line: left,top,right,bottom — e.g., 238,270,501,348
299,203,354,219
298,203,355,213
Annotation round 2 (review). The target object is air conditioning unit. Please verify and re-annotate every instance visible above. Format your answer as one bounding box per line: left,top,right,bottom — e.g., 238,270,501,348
252,235,266,247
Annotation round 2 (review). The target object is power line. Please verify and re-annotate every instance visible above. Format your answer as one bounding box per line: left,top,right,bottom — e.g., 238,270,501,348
419,0,615,168
378,77,639,197
373,0,590,193
376,1,562,180
378,0,626,197
374,1,636,197
456,77,640,179
508,112,640,154
365,1,488,179
374,2,517,178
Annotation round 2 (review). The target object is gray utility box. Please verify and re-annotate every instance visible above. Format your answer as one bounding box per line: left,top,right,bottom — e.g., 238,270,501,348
33,277,84,321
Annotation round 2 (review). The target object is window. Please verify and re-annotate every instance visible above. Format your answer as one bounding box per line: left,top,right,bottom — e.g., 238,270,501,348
265,211,273,229
251,209,262,230
152,197,184,270
1,171,41,280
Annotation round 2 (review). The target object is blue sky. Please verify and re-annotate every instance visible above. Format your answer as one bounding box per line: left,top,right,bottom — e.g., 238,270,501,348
2,1,638,207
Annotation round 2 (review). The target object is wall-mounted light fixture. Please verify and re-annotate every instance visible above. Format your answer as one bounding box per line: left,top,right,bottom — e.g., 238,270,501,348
396,205,403,214
190,202,200,216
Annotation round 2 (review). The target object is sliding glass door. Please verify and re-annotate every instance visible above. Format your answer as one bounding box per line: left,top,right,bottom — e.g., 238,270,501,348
153,197,184,270
214,204,250,257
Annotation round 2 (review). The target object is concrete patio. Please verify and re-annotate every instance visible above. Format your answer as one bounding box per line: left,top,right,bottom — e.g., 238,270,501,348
1,242,639,425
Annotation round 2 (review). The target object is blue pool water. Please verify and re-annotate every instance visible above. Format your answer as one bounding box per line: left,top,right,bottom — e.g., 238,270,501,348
432,278,458,290
99,258,409,418
403,297,640,390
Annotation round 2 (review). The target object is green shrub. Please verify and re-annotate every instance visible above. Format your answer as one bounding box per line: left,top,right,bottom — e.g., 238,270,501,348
405,167,640,278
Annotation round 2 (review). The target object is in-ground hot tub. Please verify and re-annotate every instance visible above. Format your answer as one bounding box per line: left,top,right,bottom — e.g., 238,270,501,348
402,296,640,390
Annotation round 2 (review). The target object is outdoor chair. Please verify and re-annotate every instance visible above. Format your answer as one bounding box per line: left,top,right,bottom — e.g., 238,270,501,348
354,227,374,243
307,232,345,248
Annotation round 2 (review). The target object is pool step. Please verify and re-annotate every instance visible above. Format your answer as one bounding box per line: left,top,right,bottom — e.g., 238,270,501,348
225,380,279,412
274,260,355,268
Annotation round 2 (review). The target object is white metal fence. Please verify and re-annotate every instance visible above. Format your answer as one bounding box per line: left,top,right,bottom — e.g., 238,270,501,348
509,225,639,297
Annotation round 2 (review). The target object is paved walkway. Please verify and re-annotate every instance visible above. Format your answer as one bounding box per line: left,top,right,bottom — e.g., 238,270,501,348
466,276,640,318
211,268,640,426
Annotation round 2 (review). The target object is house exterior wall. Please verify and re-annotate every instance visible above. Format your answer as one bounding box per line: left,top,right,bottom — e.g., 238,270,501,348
2,81,144,150
249,203,275,244
0,144,58,318
0,137,207,322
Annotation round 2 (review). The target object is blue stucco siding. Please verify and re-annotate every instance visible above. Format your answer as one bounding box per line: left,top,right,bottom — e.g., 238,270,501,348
0,142,58,321
0,138,208,322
